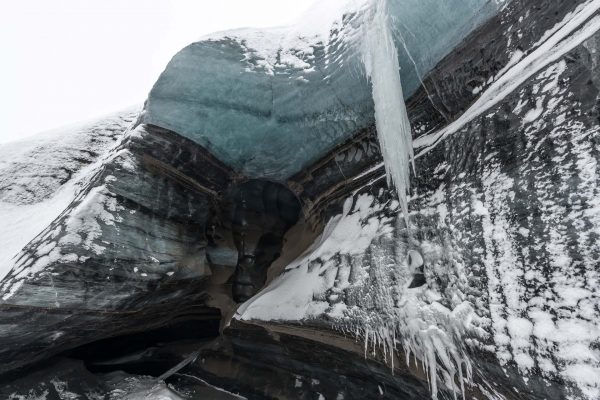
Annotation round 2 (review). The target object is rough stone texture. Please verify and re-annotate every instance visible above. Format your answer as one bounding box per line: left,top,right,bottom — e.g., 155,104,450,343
0,125,232,374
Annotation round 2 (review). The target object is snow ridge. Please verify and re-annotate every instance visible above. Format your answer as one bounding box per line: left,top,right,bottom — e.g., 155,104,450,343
0,111,137,283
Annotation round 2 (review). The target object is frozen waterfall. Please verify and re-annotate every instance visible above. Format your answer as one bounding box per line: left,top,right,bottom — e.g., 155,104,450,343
362,0,414,221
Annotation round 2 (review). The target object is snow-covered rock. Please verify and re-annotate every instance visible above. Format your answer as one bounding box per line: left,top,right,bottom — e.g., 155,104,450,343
142,0,499,180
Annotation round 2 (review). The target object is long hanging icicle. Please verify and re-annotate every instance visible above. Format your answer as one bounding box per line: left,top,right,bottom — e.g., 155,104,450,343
361,0,414,221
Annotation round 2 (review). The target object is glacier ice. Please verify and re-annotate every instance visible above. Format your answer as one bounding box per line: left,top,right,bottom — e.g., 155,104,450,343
6,0,600,399
414,0,600,155
142,0,501,180
237,193,476,400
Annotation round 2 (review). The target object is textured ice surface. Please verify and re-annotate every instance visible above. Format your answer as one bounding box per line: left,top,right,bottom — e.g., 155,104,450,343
143,0,500,179
414,0,600,155
107,376,184,400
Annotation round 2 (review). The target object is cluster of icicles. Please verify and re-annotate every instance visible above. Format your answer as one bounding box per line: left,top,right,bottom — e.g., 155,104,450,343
352,321,473,400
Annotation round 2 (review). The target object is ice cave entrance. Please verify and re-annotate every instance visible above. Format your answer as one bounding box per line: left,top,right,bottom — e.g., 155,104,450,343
215,180,301,303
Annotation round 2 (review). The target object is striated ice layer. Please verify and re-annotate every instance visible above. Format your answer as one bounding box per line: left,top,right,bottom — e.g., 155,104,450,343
142,0,501,180
362,0,414,220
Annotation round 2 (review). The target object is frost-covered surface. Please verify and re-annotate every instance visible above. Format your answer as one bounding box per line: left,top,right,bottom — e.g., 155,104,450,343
362,0,414,220
414,0,600,154
143,0,499,179
0,111,136,281
0,122,226,374
238,3,600,399
3,362,187,400
416,5,600,398
5,371,245,400
105,375,184,400
0,110,137,205
0,123,214,307
238,193,479,399
466,55,600,399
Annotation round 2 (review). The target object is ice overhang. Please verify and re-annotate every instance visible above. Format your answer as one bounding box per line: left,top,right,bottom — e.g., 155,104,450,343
142,0,501,180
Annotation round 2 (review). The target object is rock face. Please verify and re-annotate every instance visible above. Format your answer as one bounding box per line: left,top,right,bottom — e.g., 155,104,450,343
0,125,229,373
1,0,600,399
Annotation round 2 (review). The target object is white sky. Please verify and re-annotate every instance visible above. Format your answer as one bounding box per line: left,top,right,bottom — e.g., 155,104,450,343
0,0,316,144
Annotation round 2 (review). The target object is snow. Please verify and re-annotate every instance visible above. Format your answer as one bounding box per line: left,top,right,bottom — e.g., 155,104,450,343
0,186,78,282
522,99,544,123
106,375,184,400
144,0,499,180
0,146,138,301
237,194,393,320
119,384,183,400
463,45,600,397
203,0,367,75
8,391,49,400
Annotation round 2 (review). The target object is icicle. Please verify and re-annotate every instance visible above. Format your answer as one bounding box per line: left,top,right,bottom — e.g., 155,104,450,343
361,0,414,223
364,328,369,358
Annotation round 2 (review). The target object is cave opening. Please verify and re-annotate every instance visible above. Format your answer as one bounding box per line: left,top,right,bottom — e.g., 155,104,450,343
208,179,302,304
65,312,221,377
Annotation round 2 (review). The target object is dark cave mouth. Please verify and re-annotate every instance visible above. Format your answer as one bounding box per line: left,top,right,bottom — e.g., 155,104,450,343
66,316,221,377
210,179,302,303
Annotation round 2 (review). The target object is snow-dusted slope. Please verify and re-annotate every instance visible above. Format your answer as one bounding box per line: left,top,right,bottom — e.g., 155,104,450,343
0,111,137,281
0,118,231,374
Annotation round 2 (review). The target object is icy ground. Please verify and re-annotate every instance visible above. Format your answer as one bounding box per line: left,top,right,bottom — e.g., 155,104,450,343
6,372,245,400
